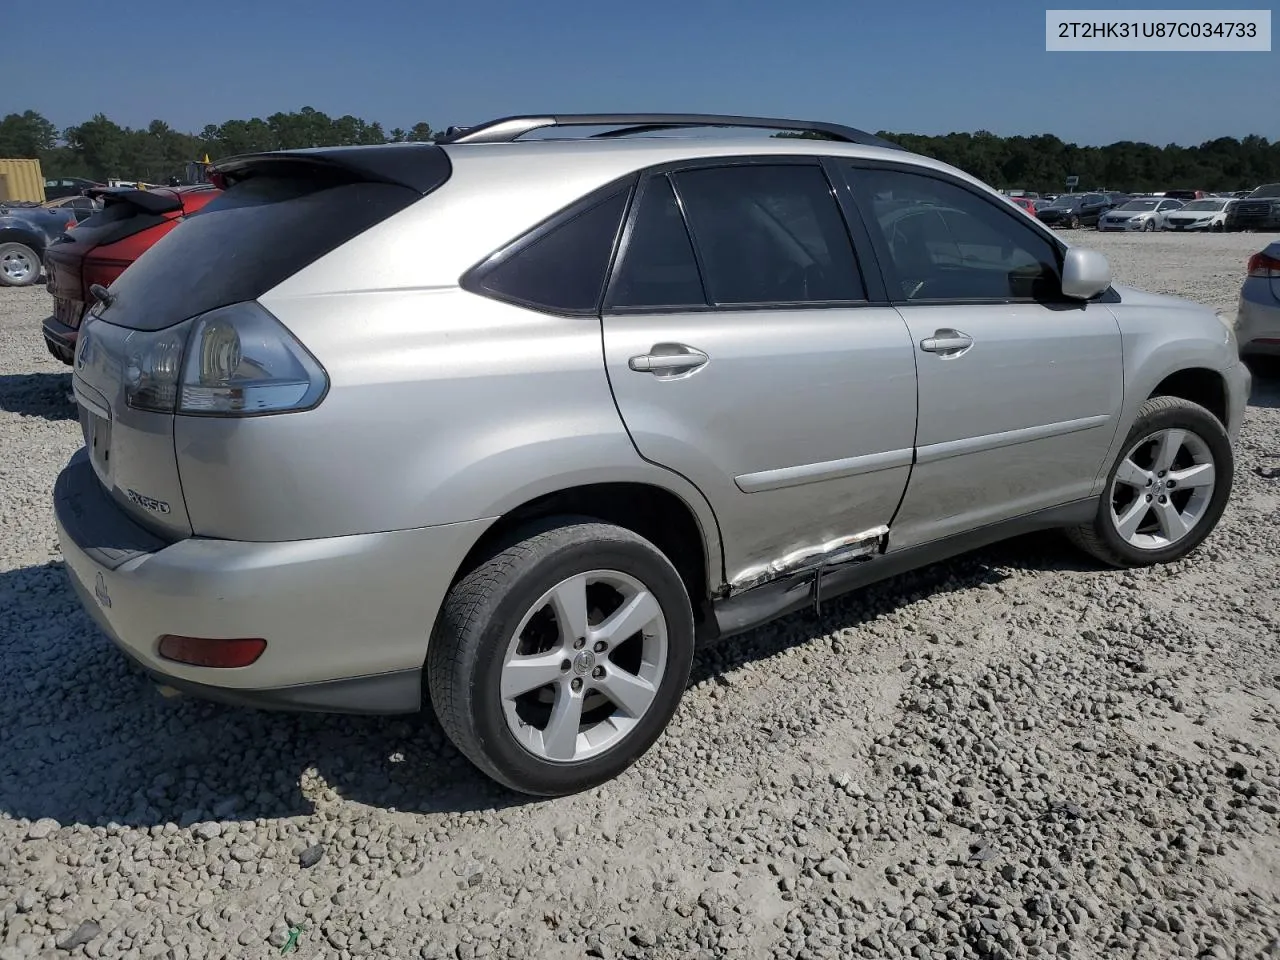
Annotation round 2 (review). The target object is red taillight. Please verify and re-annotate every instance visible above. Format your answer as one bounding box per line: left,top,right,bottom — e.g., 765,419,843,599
158,636,267,668
1247,252,1280,278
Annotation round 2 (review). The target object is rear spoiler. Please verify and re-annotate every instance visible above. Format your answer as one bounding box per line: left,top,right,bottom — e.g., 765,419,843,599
208,144,451,195
85,187,184,215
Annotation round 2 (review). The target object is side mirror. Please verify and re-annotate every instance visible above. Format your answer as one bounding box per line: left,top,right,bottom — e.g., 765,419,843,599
1061,247,1112,300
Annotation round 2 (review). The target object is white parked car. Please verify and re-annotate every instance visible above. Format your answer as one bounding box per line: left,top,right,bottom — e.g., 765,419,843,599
1098,198,1184,232
1163,198,1233,232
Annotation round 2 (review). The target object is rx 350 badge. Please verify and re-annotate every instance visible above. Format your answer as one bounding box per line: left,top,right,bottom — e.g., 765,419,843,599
126,489,171,515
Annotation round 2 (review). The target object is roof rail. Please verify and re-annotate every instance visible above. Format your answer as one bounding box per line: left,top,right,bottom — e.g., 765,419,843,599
435,114,904,151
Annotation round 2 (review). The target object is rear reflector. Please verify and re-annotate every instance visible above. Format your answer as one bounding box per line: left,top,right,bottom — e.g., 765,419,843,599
1247,251,1280,278
158,635,266,668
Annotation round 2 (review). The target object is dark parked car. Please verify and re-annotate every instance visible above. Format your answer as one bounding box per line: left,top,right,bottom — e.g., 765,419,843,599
1036,193,1111,229
0,198,99,287
43,177,102,201
42,184,219,363
1226,184,1280,232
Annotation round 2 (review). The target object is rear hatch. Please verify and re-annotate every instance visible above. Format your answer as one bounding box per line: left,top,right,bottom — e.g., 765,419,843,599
45,189,186,333
71,145,451,538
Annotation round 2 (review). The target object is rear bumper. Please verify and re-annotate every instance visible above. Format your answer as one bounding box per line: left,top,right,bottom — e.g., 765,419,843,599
41,316,76,364
54,448,493,714
1237,282,1280,358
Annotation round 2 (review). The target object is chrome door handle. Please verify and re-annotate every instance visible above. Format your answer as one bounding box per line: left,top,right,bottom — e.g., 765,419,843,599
628,344,709,375
920,329,974,355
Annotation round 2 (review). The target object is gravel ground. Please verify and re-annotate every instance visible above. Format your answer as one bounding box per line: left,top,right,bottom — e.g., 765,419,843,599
2,231,1279,960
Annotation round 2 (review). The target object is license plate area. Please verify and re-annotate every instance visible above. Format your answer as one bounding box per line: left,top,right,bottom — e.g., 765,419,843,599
80,405,113,485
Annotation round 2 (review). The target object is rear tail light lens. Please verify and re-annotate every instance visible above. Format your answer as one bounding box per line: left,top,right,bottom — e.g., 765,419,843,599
158,635,267,668
121,302,328,416
1246,251,1280,278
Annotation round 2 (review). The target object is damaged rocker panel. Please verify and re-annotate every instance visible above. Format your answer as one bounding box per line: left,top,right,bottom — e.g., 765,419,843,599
728,524,890,594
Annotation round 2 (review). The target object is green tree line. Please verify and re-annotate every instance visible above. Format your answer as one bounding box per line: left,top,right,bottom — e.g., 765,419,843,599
0,108,436,184
3,107,1278,193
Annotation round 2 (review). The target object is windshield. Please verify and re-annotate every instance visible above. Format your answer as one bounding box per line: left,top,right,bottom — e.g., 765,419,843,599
1250,184,1280,198
1119,200,1159,211
1050,196,1081,208
1181,199,1225,211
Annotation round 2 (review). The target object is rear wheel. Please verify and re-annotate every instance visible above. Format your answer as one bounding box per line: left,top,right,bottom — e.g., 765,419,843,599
1068,397,1232,568
0,242,40,287
427,519,695,796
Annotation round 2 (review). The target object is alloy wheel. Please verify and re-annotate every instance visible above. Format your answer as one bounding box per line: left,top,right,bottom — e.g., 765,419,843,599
1108,428,1216,549
500,570,668,763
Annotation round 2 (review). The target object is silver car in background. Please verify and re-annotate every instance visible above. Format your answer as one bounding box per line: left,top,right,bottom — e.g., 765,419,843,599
54,113,1251,796
1098,197,1185,231
1237,241,1280,362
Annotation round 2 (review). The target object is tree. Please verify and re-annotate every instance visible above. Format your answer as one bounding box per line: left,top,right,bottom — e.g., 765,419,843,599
0,110,57,159
408,122,434,142
63,114,130,181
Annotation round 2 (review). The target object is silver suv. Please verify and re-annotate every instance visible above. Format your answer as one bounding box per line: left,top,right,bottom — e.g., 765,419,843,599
55,114,1251,796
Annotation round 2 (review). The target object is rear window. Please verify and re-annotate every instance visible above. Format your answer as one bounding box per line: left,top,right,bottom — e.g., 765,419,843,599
97,170,433,332
1251,184,1280,199
58,201,168,249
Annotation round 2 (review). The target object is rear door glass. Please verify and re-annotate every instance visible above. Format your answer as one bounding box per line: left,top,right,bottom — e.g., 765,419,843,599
672,165,866,305
606,176,706,309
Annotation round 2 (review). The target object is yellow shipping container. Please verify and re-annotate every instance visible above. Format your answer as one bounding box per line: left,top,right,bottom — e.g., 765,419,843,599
0,159,46,203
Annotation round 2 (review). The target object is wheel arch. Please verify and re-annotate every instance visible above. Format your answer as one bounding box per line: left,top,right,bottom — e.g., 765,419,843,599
1149,367,1228,429
0,227,45,256
451,481,723,634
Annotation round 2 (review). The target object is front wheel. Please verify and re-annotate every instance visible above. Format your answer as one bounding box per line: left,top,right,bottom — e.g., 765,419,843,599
1144,219,1157,232
1067,397,1233,568
427,519,695,796
1068,215,1081,230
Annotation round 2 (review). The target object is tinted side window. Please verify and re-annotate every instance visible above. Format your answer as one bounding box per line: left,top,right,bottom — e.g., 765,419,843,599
673,165,866,305
850,167,1062,302
607,176,705,309
466,187,629,314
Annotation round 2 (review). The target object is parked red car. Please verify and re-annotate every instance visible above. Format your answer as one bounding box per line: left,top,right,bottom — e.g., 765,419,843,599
41,184,219,364
1006,196,1038,216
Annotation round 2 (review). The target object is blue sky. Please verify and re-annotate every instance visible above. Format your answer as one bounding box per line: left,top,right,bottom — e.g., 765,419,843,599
7,0,1276,146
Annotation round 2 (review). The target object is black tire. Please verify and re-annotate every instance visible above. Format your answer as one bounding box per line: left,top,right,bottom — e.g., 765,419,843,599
1067,396,1233,568
427,518,695,796
1068,215,1081,230
0,241,41,287
1144,219,1157,232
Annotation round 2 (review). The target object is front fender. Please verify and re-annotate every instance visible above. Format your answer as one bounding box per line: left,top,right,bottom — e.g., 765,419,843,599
1096,292,1243,491
0,223,46,257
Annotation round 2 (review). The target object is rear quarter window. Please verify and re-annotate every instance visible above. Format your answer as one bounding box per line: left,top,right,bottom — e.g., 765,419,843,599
462,187,631,314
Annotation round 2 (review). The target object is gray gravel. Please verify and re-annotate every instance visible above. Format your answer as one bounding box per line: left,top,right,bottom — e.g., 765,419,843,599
2,231,1279,960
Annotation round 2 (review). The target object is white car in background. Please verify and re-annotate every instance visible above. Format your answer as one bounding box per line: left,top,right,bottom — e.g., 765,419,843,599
1163,197,1233,232
1098,197,1184,232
